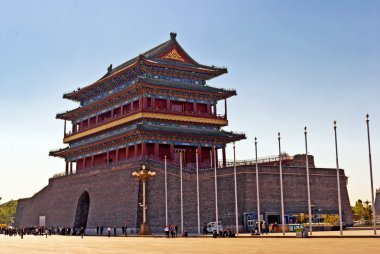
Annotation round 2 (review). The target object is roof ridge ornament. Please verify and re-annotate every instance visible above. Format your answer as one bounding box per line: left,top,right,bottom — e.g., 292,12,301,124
107,64,113,74
162,48,185,62
170,32,177,40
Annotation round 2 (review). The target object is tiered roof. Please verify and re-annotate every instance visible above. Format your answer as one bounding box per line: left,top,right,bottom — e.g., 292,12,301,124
50,122,245,159
57,76,236,121
63,32,228,104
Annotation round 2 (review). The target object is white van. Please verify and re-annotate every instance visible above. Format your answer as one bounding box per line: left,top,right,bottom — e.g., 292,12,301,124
207,221,223,233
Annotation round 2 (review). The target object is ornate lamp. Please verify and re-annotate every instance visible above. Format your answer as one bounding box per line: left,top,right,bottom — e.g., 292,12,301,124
132,164,156,235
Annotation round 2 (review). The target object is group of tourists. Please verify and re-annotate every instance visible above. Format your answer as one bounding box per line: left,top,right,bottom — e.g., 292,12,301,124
251,221,270,235
212,229,236,238
164,225,178,237
0,226,82,238
2,221,277,238
95,225,128,237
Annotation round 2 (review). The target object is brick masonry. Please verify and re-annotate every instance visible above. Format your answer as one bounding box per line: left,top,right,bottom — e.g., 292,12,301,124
15,157,353,233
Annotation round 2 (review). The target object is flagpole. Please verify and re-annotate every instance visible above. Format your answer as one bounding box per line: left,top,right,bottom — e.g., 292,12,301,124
213,145,219,234
233,142,239,235
278,132,285,235
366,114,377,235
165,155,168,227
196,149,201,235
180,151,184,235
304,127,312,235
334,121,343,235
255,137,261,234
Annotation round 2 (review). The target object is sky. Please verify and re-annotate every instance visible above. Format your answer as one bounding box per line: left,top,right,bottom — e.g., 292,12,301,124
0,0,379,206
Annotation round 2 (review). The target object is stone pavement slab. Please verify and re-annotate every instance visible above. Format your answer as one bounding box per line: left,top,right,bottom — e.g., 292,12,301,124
1,231,379,254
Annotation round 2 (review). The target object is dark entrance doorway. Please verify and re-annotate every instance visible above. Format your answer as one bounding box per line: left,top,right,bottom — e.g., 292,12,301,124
267,214,280,224
74,191,90,229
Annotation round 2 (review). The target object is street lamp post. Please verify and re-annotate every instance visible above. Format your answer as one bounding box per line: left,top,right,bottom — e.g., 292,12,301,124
333,121,343,236
165,155,168,227
180,151,184,235
233,142,239,235
213,145,219,234
278,132,285,236
366,114,377,236
196,149,201,235
132,164,156,235
305,127,313,235
255,137,261,235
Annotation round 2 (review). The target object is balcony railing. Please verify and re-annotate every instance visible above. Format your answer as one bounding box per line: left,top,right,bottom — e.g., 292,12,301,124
65,108,226,138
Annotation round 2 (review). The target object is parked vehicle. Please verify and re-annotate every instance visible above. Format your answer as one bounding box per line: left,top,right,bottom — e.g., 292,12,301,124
207,221,222,233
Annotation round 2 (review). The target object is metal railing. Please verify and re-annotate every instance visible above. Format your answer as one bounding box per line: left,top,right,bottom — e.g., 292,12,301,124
223,153,292,167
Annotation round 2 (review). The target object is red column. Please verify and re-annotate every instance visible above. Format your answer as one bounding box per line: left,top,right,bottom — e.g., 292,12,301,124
139,98,143,110
65,161,68,175
222,147,226,167
126,146,129,159
116,149,119,162
193,102,197,113
96,115,99,124
170,144,175,161
207,104,211,115
107,151,110,164
143,97,148,110
83,157,86,169
166,99,171,111
87,118,90,127
134,144,138,158
154,143,159,158
70,162,73,174
214,104,217,115
142,143,147,156
152,97,156,109
197,146,202,164
111,109,114,118
210,149,213,168
91,156,94,167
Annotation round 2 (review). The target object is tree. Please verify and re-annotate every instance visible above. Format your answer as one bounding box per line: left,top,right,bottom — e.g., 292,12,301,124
324,214,340,225
352,199,372,224
0,200,17,226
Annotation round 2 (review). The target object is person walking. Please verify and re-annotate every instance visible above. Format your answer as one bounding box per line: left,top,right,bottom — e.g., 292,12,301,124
96,225,99,235
100,225,104,235
262,221,267,234
170,225,175,238
107,227,111,237
203,223,208,235
114,226,117,236
79,227,85,239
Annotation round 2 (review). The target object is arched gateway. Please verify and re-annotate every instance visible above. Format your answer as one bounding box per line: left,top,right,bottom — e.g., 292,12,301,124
73,191,90,229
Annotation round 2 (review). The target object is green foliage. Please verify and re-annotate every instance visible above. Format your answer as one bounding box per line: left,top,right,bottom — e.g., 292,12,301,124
351,199,373,223
0,200,18,226
324,214,340,225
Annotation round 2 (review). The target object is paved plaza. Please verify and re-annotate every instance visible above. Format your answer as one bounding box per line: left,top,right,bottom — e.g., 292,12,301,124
1,231,379,254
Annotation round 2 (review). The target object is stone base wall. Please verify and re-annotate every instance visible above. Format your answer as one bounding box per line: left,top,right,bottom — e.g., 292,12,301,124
15,161,353,232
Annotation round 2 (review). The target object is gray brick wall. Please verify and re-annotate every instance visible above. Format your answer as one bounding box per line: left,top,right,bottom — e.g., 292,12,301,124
15,161,353,233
